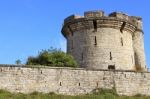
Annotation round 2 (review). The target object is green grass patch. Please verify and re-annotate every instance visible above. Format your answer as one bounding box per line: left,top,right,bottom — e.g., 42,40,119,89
0,89,150,99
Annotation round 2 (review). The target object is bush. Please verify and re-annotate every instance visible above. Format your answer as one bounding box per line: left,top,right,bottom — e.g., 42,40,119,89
26,47,78,68
0,89,150,99
92,87,118,96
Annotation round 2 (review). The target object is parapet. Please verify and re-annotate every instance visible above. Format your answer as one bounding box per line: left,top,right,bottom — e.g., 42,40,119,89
84,10,104,18
64,15,84,24
130,16,143,30
109,12,129,20
109,12,143,30
62,10,143,37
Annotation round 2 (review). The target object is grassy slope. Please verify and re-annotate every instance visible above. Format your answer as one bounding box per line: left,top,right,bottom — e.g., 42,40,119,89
0,90,150,99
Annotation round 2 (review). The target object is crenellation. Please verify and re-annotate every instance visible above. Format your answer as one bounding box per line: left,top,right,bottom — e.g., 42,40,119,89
84,10,104,18
109,12,129,20
64,15,83,24
129,16,143,31
63,11,142,30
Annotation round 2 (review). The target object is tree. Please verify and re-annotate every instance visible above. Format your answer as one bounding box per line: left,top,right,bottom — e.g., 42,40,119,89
15,59,21,65
26,47,78,68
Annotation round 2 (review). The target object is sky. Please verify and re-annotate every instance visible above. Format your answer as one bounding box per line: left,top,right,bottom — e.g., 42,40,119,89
0,0,150,68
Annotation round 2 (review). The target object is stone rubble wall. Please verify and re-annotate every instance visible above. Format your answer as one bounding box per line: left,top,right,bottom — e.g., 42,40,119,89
0,65,150,96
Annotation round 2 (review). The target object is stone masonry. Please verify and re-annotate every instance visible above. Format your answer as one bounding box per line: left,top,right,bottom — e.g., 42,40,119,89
0,65,150,96
62,10,147,71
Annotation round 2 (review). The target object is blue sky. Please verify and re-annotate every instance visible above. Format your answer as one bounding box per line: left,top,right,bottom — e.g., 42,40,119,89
0,0,150,68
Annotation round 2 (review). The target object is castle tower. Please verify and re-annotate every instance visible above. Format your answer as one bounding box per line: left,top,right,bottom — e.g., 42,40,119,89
61,10,147,71
131,16,147,71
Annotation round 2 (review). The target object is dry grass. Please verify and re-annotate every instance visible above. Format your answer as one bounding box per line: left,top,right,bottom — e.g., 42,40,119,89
0,89,150,99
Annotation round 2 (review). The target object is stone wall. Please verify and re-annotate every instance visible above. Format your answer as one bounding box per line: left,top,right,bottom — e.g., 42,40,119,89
0,65,150,96
67,28,135,70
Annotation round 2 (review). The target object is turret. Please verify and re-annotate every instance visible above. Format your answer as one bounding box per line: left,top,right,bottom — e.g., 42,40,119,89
131,16,147,71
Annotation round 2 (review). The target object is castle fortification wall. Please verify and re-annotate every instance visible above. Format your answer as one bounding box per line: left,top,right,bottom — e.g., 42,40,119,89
0,65,150,96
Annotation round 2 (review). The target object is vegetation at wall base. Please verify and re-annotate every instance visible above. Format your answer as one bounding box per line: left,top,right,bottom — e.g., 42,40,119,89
26,47,78,68
0,89,150,99
92,87,118,96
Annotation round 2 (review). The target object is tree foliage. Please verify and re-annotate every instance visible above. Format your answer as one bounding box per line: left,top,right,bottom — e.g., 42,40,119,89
26,48,78,68
15,59,21,65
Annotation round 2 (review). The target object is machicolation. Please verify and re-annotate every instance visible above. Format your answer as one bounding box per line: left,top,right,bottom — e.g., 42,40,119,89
62,10,147,71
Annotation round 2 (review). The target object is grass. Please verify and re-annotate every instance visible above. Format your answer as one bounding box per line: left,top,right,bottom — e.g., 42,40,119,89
0,89,150,99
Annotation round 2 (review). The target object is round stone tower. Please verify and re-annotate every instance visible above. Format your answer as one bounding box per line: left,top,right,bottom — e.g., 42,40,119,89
61,10,147,71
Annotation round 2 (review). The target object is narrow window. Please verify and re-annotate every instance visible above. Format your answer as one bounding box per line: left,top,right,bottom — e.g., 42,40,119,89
71,32,74,36
103,77,106,80
81,52,84,61
124,74,126,78
93,20,97,32
96,82,99,87
121,38,123,46
120,22,126,33
110,52,112,60
60,82,62,86
71,40,73,49
108,65,115,70
94,36,97,45
79,83,80,86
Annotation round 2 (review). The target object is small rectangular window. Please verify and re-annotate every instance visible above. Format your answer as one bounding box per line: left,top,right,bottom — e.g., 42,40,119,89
124,74,126,78
94,36,97,45
93,20,97,32
96,82,99,87
108,65,115,70
79,83,80,86
110,52,112,60
71,32,74,36
81,52,84,61
71,40,73,49
60,82,62,86
121,38,123,46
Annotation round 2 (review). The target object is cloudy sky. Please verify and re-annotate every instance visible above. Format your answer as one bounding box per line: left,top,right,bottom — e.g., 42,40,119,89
0,0,150,68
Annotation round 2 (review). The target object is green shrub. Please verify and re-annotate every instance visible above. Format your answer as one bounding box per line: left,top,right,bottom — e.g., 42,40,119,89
92,87,118,96
26,47,78,68
0,89,150,99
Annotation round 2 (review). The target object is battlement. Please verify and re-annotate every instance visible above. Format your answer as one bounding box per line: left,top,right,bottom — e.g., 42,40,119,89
84,10,104,18
63,10,142,25
109,12,129,20
130,16,143,30
62,10,143,38
64,15,84,24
